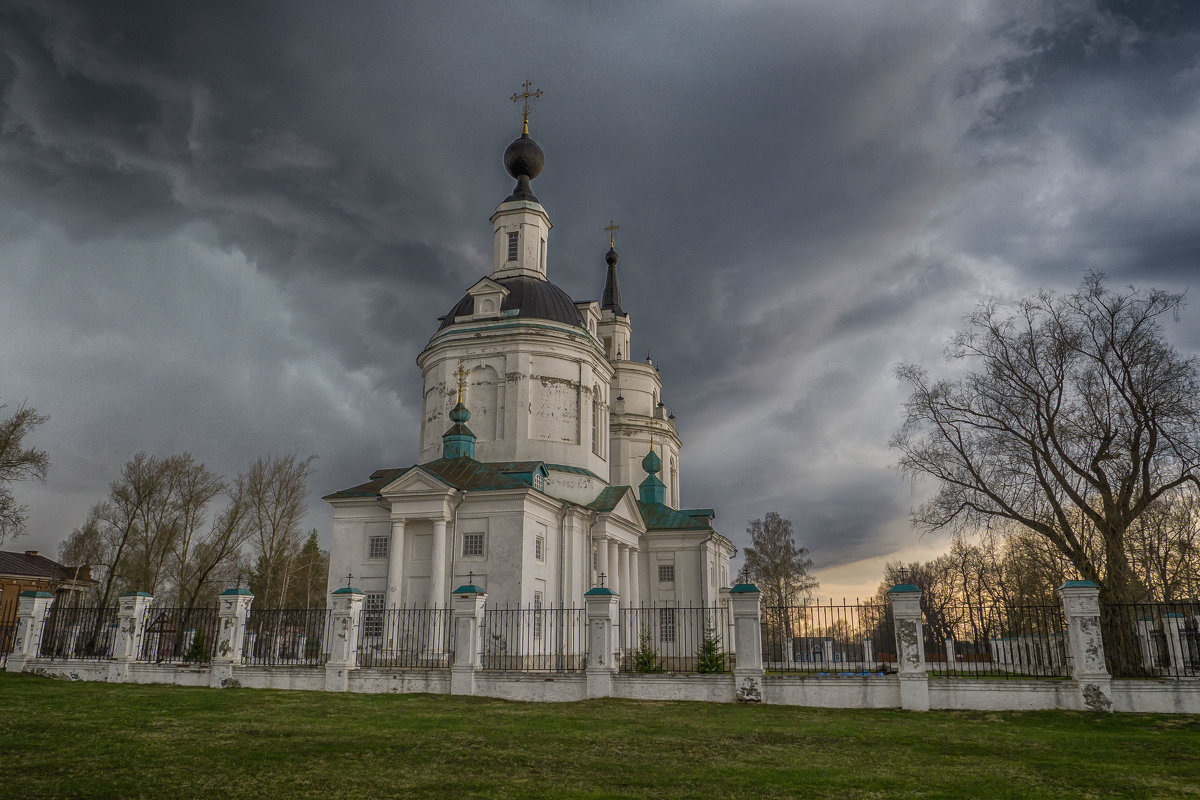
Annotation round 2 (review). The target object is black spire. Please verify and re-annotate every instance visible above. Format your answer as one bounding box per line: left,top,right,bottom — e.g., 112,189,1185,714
601,245,625,315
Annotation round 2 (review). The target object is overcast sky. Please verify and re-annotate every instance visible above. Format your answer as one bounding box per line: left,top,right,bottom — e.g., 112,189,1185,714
2,0,1198,597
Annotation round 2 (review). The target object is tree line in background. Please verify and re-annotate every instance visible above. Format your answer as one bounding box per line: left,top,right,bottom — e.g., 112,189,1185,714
57,452,327,612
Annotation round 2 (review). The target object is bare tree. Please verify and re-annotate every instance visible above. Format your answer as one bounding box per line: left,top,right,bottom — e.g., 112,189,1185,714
741,512,819,607
245,454,316,609
1127,492,1200,601
173,475,253,623
0,402,49,546
892,274,1200,607
166,455,225,606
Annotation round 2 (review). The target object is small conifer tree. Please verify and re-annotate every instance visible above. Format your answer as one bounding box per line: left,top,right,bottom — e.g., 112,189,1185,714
633,630,662,673
182,629,210,663
695,619,725,673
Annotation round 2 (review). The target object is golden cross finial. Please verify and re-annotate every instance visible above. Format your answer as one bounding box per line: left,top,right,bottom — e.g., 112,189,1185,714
511,80,543,135
453,363,469,405
603,219,620,248
649,434,655,452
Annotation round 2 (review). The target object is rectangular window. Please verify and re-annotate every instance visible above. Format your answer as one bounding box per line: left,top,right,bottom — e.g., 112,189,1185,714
368,536,388,559
535,535,545,562
658,564,675,583
363,593,385,638
533,472,544,491
507,231,519,261
533,591,544,640
463,532,485,557
659,608,676,643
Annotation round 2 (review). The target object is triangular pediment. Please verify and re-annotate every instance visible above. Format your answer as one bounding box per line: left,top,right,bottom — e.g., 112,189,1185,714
588,485,645,531
466,276,509,298
379,466,453,496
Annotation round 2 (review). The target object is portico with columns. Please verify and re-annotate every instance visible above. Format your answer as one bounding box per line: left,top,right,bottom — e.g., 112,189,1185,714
325,86,734,612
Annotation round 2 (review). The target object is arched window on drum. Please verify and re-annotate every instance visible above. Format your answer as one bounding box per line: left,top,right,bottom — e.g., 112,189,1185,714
591,384,604,457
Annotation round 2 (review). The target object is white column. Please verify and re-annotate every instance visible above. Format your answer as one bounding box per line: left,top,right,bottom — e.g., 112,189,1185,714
1058,580,1113,712
5,591,55,672
324,587,365,692
619,546,631,608
585,587,620,698
889,584,930,711
386,517,406,609
730,585,764,702
595,537,609,589
608,540,621,598
629,550,641,608
450,586,487,696
431,519,448,608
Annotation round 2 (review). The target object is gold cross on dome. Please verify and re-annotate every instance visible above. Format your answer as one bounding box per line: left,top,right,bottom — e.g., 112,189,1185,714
511,80,543,134
453,363,469,404
603,220,620,248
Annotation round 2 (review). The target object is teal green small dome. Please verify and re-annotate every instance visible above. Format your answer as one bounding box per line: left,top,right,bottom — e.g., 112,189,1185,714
449,402,471,424
641,448,661,474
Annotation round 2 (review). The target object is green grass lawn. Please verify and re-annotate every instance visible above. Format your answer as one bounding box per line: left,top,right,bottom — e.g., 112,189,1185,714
3,672,1199,799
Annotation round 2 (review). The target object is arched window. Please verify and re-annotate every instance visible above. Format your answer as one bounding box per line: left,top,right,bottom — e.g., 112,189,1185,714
670,457,679,507
591,386,602,456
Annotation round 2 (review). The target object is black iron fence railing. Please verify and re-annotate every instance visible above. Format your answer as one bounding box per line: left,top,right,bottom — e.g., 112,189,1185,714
920,602,1068,678
242,608,332,666
37,605,119,661
1101,600,1200,679
357,606,454,669
480,606,585,672
138,606,220,664
618,605,731,673
0,594,18,667
761,601,895,674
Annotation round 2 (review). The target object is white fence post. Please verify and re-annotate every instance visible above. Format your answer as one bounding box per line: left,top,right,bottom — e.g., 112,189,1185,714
729,583,764,702
585,587,620,699
450,581,486,695
108,591,153,682
5,591,55,672
211,588,254,688
325,587,364,692
1057,580,1113,712
888,583,929,711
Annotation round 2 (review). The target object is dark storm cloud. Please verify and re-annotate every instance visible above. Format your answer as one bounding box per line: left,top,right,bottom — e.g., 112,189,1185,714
2,0,1198,590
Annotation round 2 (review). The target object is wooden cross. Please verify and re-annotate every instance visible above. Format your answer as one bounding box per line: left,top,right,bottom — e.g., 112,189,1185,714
345,572,353,589
511,80,543,134
453,362,469,404
603,219,620,248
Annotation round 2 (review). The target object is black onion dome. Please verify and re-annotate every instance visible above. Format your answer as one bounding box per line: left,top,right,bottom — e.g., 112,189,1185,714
503,133,544,203
439,276,584,330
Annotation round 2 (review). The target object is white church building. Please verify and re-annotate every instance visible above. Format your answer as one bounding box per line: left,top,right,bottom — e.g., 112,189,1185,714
325,106,734,613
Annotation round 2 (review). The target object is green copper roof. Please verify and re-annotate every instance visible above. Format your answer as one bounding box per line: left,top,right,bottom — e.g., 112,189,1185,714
585,587,616,596
1059,579,1099,589
453,584,485,595
889,583,920,593
19,590,54,598
324,457,542,500
637,501,712,531
730,583,760,594
220,588,254,596
587,485,630,512
119,591,153,597
332,587,364,595
544,464,604,479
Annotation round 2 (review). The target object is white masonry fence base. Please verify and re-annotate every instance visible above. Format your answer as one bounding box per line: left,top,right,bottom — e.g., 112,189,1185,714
8,583,1200,713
